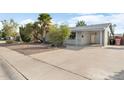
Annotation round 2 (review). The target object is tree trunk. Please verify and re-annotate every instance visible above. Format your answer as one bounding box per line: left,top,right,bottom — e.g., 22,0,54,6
42,27,46,43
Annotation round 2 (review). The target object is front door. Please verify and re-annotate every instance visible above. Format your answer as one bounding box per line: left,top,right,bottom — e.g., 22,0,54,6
91,33,96,44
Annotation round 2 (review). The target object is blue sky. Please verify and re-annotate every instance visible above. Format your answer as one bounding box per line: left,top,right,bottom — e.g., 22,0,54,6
0,13,124,34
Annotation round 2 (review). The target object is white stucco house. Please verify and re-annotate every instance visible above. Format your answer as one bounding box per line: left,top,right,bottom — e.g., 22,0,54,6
65,23,114,46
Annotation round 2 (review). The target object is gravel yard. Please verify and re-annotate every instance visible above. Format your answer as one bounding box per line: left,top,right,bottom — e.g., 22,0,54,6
0,43,58,55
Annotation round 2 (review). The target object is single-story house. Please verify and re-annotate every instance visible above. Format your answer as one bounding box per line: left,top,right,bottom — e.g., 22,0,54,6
65,23,114,46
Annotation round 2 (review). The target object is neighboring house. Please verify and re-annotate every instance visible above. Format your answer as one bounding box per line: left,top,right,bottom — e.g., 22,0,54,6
65,23,114,46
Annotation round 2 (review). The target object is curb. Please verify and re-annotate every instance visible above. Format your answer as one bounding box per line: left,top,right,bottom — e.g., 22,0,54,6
0,57,26,80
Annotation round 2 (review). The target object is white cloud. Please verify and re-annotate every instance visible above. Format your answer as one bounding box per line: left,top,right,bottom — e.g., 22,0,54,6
68,14,124,34
20,19,34,26
52,20,68,26
51,19,56,24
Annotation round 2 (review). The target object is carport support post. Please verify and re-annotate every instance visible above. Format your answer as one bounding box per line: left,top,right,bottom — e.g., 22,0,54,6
100,31,103,46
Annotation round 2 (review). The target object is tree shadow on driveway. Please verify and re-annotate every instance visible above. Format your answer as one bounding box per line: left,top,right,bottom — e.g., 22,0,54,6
65,45,101,51
106,70,124,80
105,46,124,50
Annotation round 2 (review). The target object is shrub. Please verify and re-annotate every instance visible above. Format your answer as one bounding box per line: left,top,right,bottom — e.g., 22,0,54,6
48,31,62,46
6,40,16,44
15,36,21,42
48,25,70,47
19,25,32,42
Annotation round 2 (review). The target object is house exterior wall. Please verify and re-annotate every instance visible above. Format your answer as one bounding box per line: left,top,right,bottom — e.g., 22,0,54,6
77,32,91,45
64,39,76,45
65,32,91,46
65,31,103,46
104,26,111,46
65,26,112,46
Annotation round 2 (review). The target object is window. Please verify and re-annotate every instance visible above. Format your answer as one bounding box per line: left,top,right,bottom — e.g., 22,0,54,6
82,34,84,38
69,32,76,39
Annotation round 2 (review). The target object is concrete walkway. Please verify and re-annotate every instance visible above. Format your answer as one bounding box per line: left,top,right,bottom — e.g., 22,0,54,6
0,47,86,80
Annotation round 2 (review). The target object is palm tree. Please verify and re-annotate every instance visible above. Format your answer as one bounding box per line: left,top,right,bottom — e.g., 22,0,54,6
32,22,41,42
76,20,86,27
38,13,52,43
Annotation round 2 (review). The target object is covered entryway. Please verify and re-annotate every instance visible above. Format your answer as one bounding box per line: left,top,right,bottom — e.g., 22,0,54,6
90,32,97,44
90,31,103,46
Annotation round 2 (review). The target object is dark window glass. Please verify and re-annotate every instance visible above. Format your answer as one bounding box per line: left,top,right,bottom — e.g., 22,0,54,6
69,32,76,39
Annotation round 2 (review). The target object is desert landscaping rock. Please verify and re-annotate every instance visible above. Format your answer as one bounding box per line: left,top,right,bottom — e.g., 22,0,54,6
0,43,58,55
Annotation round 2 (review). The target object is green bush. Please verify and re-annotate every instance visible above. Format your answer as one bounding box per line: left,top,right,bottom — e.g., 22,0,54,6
20,32,31,42
48,25,70,47
48,31,62,46
15,36,21,42
6,40,16,44
19,24,32,42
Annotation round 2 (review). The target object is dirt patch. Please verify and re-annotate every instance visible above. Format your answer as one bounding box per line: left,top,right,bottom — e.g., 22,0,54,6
0,43,58,55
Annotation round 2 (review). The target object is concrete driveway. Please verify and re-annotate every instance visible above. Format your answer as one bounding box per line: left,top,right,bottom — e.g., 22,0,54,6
0,47,86,80
0,61,10,80
0,57,26,80
30,46,124,80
